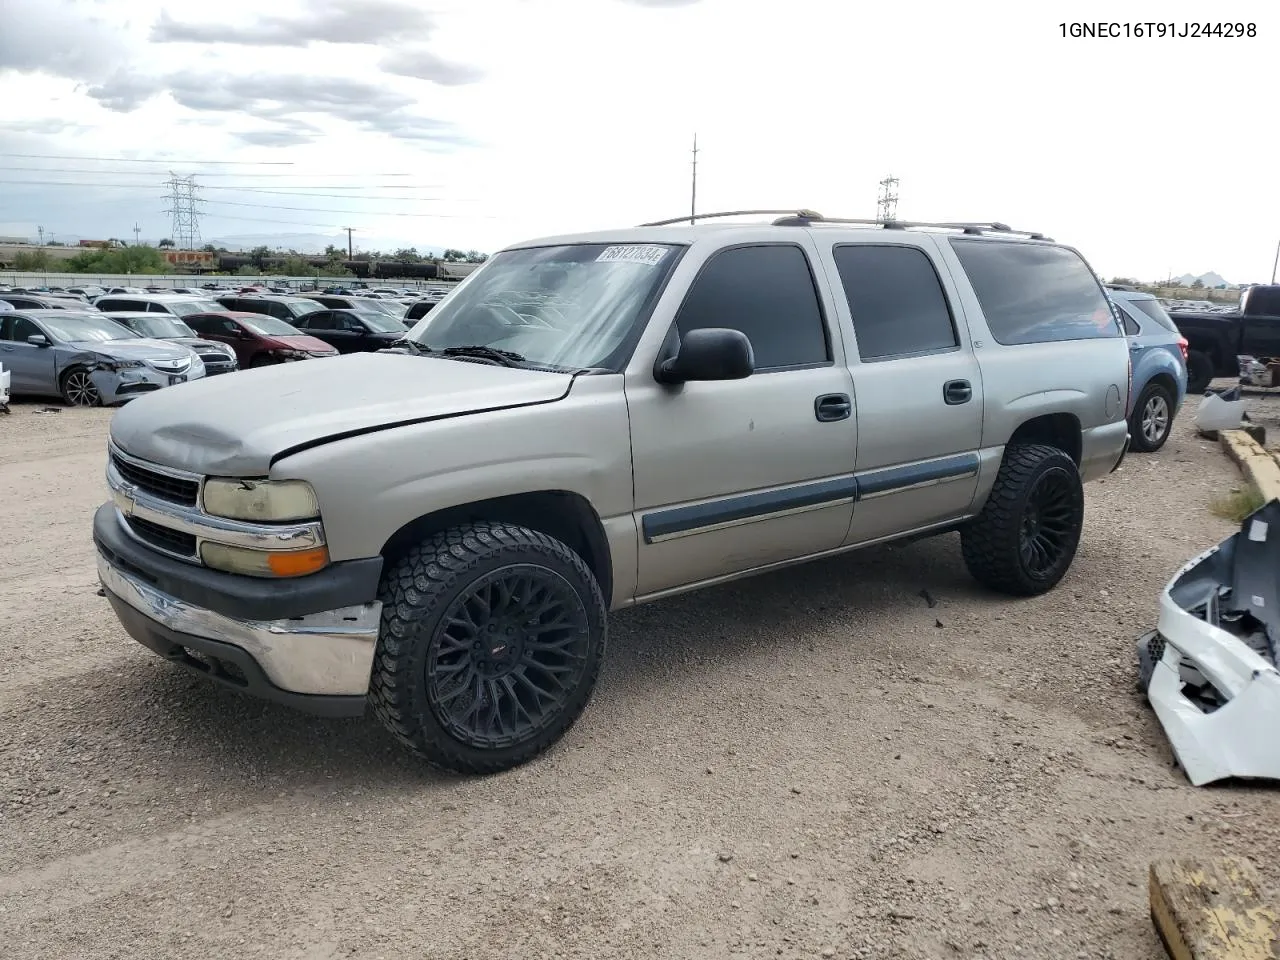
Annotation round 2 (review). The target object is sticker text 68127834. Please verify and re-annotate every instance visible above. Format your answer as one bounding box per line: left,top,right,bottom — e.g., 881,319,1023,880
595,245,669,267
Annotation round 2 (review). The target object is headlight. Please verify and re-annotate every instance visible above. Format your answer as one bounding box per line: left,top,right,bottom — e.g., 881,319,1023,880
202,478,319,521
94,354,144,371
273,348,309,360
201,542,330,578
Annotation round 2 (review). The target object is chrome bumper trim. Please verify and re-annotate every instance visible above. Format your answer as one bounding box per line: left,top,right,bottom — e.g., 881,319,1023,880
106,457,326,556
97,552,380,697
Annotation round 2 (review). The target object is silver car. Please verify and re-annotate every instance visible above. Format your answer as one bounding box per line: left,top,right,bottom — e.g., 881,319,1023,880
0,309,205,406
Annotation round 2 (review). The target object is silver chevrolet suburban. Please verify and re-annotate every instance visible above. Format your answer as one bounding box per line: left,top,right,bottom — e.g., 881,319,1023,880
94,211,1132,773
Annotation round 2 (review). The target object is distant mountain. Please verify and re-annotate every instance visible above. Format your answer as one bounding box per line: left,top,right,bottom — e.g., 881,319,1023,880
205,231,444,256
1174,271,1231,288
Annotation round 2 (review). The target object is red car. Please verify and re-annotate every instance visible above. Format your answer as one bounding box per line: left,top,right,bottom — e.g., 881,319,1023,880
183,311,338,367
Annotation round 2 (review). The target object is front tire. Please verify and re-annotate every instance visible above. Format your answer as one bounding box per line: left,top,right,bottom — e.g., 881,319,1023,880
370,521,607,774
1129,381,1175,453
961,444,1085,597
60,367,102,407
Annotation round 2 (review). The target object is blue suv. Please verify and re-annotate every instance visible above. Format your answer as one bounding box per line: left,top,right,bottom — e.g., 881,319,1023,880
1108,288,1189,453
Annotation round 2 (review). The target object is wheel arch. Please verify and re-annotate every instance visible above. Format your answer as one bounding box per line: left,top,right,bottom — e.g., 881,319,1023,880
1005,412,1082,466
379,490,614,607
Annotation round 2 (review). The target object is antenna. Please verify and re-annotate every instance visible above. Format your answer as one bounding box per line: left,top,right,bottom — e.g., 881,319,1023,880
133,223,141,246
343,226,355,259
876,175,899,222
164,172,203,249
37,225,44,246
689,134,699,226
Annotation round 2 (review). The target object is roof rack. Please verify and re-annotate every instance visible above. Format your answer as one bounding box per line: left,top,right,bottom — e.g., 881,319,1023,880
638,209,1052,241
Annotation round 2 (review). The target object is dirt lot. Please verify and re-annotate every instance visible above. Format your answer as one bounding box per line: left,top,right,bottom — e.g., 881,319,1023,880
2,389,1279,960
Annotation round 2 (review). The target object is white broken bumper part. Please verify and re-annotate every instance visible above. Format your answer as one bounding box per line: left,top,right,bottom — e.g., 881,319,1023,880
1138,500,1280,786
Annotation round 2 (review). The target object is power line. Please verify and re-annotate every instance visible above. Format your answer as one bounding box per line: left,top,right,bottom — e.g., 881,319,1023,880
0,152,295,165
0,178,448,197
0,165,416,179
196,198,485,218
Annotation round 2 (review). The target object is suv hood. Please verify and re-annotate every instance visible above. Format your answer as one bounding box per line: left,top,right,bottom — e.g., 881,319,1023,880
109,351,573,475
170,336,235,355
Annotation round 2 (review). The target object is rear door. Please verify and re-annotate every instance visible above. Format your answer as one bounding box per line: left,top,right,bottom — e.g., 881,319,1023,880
627,239,858,597
816,238,985,545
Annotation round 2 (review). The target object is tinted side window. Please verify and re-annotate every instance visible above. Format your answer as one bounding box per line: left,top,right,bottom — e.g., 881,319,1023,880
1115,304,1141,337
831,245,958,361
950,239,1119,345
11,317,42,341
674,245,829,370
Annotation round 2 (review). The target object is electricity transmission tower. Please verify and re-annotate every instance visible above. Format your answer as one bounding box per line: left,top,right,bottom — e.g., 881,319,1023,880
876,175,899,222
164,173,203,249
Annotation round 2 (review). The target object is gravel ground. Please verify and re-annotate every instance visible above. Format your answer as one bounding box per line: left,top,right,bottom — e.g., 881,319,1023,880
2,387,1280,960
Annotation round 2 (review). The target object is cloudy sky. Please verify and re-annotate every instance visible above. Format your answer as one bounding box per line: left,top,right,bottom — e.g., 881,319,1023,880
0,0,1274,282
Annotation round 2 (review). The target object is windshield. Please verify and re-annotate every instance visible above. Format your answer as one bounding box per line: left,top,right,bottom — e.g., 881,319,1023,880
351,297,406,318
353,310,408,333
409,243,681,369
240,315,304,337
42,315,135,343
168,300,225,317
1127,297,1179,333
128,316,197,338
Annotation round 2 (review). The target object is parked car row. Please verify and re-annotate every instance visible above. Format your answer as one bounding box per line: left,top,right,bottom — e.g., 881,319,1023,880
0,285,462,405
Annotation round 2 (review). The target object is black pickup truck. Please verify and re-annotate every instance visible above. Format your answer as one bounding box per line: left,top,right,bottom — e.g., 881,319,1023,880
1171,284,1280,392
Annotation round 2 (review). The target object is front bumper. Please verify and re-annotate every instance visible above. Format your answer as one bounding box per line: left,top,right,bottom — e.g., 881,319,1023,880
94,502,384,715
89,364,206,404
1137,500,1280,786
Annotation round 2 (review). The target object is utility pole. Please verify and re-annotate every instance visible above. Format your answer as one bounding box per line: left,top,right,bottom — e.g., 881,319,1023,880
689,134,698,225
37,225,44,246
164,173,203,249
133,223,141,246
1271,239,1279,284
876,175,899,222
343,226,355,259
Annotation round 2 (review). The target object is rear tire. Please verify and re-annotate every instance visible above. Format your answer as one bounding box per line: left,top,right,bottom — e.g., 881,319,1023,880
961,444,1084,597
369,521,607,774
1128,381,1175,453
1185,350,1214,394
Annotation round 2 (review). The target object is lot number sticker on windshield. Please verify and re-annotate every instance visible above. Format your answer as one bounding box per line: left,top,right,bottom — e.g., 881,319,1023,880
596,245,668,267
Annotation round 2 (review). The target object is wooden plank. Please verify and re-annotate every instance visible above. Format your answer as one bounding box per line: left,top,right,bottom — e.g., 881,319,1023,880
1149,858,1280,960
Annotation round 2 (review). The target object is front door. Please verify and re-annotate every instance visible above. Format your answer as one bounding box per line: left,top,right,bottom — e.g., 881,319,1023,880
0,316,59,394
817,240,985,545
627,241,858,598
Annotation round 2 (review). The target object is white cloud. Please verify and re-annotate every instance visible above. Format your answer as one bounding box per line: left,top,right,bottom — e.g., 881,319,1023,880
0,0,1274,281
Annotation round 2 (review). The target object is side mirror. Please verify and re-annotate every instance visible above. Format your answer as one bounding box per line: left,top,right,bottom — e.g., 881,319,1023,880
654,327,754,385
26,334,50,347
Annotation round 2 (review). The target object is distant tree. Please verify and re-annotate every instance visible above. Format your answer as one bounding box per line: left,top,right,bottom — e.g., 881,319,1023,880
201,243,217,253
393,247,422,261
65,244,167,274
248,245,271,269
323,244,344,259
1110,277,1137,285
14,250,54,270
1190,278,1204,290
158,238,176,249
441,248,467,262
464,249,488,263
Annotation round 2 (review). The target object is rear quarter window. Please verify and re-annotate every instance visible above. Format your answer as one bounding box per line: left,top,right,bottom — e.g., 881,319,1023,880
949,239,1119,345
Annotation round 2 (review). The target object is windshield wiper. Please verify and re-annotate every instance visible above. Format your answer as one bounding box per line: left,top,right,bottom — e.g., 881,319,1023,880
437,345,527,367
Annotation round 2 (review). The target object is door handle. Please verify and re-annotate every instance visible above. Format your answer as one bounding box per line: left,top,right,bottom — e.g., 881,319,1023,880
814,393,852,422
943,379,972,405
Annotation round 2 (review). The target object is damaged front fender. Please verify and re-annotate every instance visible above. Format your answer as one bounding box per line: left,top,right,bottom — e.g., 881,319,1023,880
1138,499,1280,786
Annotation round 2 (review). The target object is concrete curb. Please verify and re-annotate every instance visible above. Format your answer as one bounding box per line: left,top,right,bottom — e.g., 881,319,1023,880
1220,430,1280,503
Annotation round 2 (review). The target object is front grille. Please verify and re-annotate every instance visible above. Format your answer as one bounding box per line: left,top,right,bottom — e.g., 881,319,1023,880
111,453,199,506
125,515,198,557
198,352,232,365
